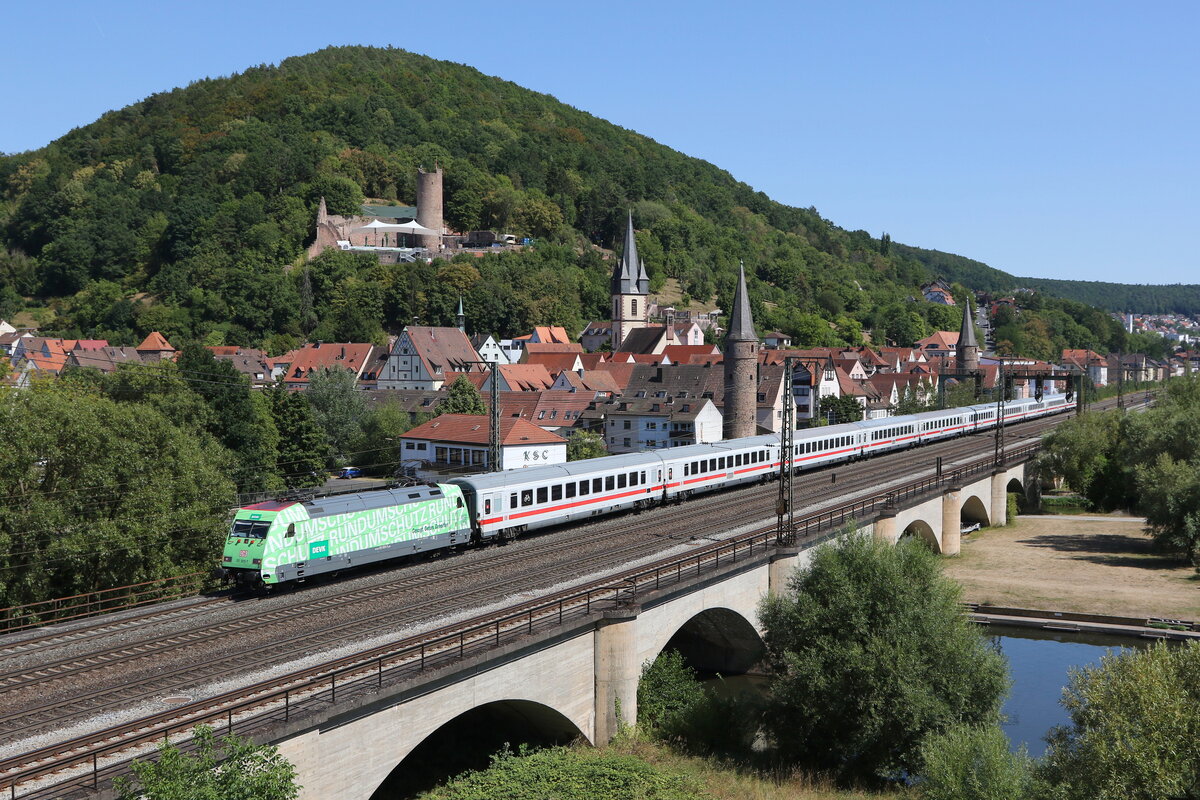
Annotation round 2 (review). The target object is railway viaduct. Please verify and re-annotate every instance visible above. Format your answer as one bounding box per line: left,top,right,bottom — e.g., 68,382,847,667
272,462,1027,800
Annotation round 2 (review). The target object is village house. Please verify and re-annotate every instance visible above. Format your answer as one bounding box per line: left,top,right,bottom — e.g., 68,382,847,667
921,280,956,305
280,342,381,390
399,414,567,473
602,396,722,452
377,326,483,390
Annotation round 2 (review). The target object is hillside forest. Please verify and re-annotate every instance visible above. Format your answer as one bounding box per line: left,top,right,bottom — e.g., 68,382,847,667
0,46,1168,358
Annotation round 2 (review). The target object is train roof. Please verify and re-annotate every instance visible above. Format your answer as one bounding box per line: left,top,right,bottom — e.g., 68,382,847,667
449,451,663,492
299,484,452,519
662,434,780,460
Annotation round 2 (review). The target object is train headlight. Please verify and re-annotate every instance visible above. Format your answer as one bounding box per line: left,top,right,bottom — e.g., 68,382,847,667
252,559,261,565
222,556,232,563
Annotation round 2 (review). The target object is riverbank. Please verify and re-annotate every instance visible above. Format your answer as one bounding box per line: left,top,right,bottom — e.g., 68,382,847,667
944,514,1200,620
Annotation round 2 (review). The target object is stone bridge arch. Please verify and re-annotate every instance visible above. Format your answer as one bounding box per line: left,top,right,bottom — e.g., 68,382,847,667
368,699,586,798
655,606,766,675
960,494,991,527
275,632,596,799
900,519,940,553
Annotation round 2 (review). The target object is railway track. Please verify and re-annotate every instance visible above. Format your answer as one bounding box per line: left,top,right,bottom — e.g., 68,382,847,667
0,398,1145,796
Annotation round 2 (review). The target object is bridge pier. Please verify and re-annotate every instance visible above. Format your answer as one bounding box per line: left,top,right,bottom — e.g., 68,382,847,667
594,608,640,743
873,511,897,543
941,487,962,556
990,470,1009,527
768,546,803,595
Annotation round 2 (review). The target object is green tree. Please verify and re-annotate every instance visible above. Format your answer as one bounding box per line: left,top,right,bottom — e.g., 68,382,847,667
176,344,283,493
918,723,1032,800
1037,641,1200,800
637,650,705,733
0,383,235,607
356,400,430,476
115,726,299,800
438,375,487,416
758,534,1008,780
566,429,607,461
818,394,863,424
266,384,328,487
304,367,366,460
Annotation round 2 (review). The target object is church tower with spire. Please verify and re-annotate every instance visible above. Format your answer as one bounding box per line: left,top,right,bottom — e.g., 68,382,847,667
611,211,649,349
456,297,466,332
723,263,759,440
957,297,980,373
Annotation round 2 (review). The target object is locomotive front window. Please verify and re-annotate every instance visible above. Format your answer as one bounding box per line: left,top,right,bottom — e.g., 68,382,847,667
232,520,270,539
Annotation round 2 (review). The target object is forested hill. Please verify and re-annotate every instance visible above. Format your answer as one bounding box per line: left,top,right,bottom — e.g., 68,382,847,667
895,244,1200,315
0,46,1171,355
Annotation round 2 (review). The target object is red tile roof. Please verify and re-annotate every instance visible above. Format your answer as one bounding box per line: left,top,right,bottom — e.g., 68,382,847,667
284,343,375,384
137,331,175,352
401,414,566,446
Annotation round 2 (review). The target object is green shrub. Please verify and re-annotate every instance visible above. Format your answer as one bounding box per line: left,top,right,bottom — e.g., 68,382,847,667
660,683,764,759
417,745,706,800
637,650,704,734
1006,492,1020,525
918,723,1031,800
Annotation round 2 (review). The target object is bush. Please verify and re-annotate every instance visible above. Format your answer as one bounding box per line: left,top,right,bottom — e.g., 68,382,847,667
1036,641,1200,800
660,684,763,759
1006,492,1020,525
637,650,704,734
115,726,299,800
417,745,705,800
918,723,1032,800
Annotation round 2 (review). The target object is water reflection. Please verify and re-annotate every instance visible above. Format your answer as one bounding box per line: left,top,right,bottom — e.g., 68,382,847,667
990,625,1147,757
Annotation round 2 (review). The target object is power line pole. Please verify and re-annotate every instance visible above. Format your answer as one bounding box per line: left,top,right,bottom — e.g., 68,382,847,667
489,360,500,471
777,356,796,546
994,357,1006,468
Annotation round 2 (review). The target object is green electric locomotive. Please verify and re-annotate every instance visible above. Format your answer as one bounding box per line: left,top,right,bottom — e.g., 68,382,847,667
216,483,472,589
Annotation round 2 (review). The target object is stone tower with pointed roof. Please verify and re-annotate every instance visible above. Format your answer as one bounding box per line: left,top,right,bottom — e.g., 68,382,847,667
723,263,759,440
956,297,980,373
612,211,650,349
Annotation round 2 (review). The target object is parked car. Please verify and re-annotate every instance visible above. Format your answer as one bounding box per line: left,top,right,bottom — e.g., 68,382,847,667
338,467,362,479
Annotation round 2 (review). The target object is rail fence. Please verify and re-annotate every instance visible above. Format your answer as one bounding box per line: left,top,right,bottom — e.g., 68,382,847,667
0,573,207,634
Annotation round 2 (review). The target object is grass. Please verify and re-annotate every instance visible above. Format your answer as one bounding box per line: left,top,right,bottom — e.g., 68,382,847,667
611,740,909,800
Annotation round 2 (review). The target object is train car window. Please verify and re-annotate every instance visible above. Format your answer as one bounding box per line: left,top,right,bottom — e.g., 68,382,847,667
668,467,673,479
566,483,576,499
580,480,590,496
594,478,603,492
510,492,518,508
709,458,717,471
617,473,627,489
537,487,548,504
552,485,563,501
457,497,464,508
683,464,690,476
485,499,492,514
605,475,615,491
521,489,533,507
286,523,295,538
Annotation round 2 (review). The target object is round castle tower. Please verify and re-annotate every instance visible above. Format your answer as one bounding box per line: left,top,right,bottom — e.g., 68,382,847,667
723,263,759,440
415,166,444,252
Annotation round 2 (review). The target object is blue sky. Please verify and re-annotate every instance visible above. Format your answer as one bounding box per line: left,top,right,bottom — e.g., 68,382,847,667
3,1,1196,284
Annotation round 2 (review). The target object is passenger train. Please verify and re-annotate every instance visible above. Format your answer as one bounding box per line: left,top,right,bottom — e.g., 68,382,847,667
215,393,1074,588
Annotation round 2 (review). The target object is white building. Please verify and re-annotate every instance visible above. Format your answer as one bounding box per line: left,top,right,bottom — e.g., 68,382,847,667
399,414,567,472
602,397,722,453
